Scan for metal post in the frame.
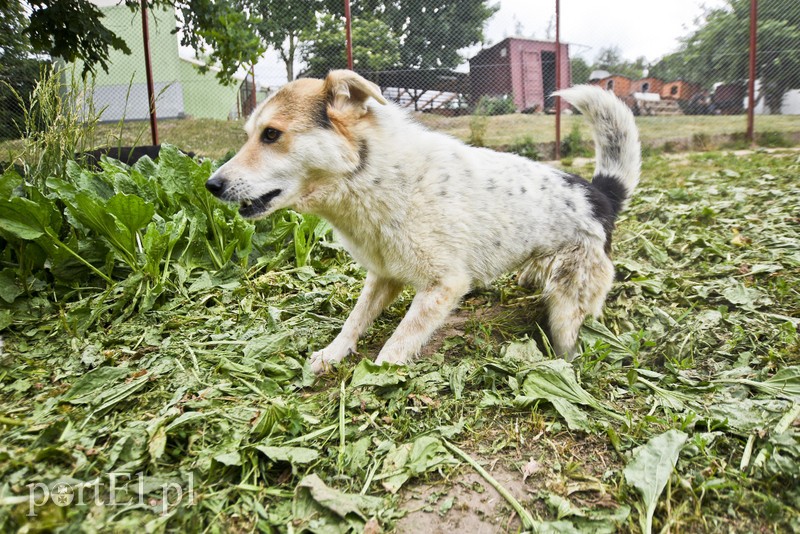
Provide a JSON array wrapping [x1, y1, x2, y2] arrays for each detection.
[[746, 0, 757, 144], [344, 0, 354, 70], [141, 0, 158, 146], [554, 0, 561, 159]]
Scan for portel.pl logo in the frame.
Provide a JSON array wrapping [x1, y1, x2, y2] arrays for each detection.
[[21, 473, 194, 517]]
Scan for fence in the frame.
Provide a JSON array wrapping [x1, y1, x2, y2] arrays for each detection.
[[1, 0, 798, 156]]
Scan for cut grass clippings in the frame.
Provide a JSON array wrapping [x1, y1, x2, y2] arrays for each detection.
[[1, 148, 799, 532]]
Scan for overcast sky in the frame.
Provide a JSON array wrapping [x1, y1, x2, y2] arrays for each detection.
[[246, 0, 729, 86], [485, 0, 728, 61]]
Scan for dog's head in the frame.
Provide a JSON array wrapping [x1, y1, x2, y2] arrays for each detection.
[[205, 70, 386, 219]]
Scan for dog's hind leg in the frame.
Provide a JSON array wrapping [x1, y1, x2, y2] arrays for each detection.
[[541, 246, 614, 359], [310, 272, 402, 374], [375, 274, 471, 366]]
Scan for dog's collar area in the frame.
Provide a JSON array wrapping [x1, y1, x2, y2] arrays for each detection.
[[239, 189, 282, 218]]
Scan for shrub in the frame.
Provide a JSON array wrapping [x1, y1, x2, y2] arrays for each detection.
[[507, 136, 541, 161], [475, 95, 516, 116], [560, 123, 592, 158]]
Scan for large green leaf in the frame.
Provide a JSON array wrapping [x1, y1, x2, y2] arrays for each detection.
[[0, 196, 50, 241], [624, 430, 688, 534], [106, 192, 155, 236]]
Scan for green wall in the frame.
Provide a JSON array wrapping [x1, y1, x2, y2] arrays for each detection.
[[72, 3, 238, 121]]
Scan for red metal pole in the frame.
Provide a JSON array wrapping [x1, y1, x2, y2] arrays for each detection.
[[554, 0, 561, 159], [344, 0, 354, 70], [141, 0, 158, 145], [746, 0, 757, 144]]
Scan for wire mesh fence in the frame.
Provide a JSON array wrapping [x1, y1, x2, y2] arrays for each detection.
[[1, 0, 798, 155]]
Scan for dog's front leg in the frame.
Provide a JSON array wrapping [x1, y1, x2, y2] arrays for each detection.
[[310, 273, 402, 374], [375, 276, 470, 366]]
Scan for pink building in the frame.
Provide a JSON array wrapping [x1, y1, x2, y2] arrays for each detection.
[[469, 37, 571, 112]]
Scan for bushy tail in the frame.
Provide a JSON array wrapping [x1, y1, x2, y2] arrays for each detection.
[[554, 85, 641, 206]]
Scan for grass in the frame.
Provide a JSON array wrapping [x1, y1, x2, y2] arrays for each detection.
[[2, 113, 798, 162], [1, 147, 799, 532]]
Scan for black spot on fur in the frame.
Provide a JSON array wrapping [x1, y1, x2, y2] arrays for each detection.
[[352, 140, 369, 175], [487, 178, 497, 191], [316, 101, 332, 129], [439, 190, 447, 197], [440, 173, 451, 183], [559, 172, 628, 252], [565, 199, 574, 210], [494, 240, 501, 248], [521, 186, 527, 194]]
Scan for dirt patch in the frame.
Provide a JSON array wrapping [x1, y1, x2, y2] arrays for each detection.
[[395, 465, 528, 534]]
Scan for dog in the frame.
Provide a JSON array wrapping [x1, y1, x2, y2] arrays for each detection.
[[205, 70, 640, 374]]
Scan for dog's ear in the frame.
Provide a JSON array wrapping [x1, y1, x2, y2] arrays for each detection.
[[324, 70, 387, 116]]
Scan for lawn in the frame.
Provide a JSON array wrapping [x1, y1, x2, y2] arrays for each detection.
[[0, 140, 799, 531], [2, 112, 798, 161]]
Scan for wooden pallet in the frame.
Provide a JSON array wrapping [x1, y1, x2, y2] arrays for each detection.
[[637, 99, 683, 116]]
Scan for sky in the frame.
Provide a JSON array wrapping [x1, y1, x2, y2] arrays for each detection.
[[240, 0, 730, 86]]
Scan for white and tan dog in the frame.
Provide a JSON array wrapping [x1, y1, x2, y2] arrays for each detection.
[[206, 70, 640, 373]]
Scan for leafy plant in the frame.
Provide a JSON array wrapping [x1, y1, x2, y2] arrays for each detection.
[[506, 135, 541, 161], [624, 430, 688, 534]]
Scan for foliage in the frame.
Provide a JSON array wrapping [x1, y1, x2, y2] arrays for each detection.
[[23, 0, 131, 75], [560, 122, 592, 158], [351, 0, 498, 70], [474, 95, 516, 116], [570, 56, 592, 85], [301, 14, 401, 78], [174, 0, 264, 83], [651, 0, 800, 113], [1, 147, 800, 531], [2, 0, 263, 83], [250, 0, 320, 81], [0, 2, 47, 141], [506, 136, 541, 161], [593, 46, 647, 79], [12, 66, 103, 187]]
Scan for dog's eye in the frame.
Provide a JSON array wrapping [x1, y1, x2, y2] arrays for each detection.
[[261, 128, 282, 144]]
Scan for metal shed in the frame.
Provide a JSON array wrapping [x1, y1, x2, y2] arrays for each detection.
[[468, 38, 571, 112]]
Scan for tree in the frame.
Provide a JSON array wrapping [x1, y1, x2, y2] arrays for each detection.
[[24, 0, 130, 75], [570, 57, 591, 85], [301, 14, 401, 78], [351, 0, 498, 70], [650, 0, 800, 113], [0, 1, 48, 139], [2, 0, 263, 82], [593, 46, 647, 79], [249, 1, 322, 81]]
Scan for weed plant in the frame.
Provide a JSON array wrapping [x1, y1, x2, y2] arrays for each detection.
[[0, 75, 798, 532]]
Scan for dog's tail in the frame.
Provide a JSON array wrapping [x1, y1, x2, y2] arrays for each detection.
[[554, 85, 641, 209]]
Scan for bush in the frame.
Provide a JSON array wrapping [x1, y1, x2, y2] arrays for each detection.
[[560, 123, 592, 158], [475, 95, 516, 116], [507, 136, 541, 161]]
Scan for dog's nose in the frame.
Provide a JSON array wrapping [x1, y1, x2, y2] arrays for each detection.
[[205, 174, 227, 196]]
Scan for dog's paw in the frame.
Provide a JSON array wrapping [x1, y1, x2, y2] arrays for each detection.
[[308, 340, 355, 375], [374, 351, 410, 367]]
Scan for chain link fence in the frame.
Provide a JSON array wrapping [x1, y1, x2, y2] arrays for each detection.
[[1, 1, 798, 155]]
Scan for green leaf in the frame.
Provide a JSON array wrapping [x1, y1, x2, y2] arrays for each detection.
[[255, 445, 319, 465], [378, 436, 456, 494], [350, 359, 408, 388], [106, 193, 155, 236], [293, 474, 382, 531], [62, 366, 131, 404], [0, 269, 23, 303], [623, 429, 688, 534], [517, 359, 625, 424], [0, 196, 49, 240]]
